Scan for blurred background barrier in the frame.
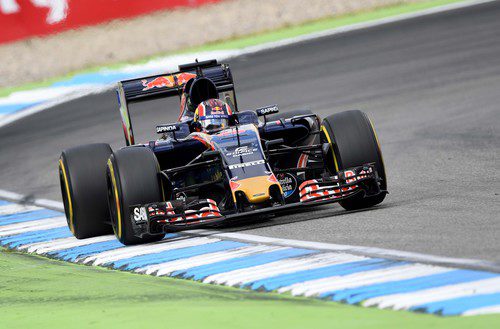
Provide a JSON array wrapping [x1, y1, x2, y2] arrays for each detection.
[[0, 0, 426, 87], [0, 0, 219, 44]]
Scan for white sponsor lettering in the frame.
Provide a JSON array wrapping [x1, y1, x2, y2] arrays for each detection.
[[31, 0, 68, 24], [228, 159, 265, 170], [133, 207, 147, 223], [156, 125, 178, 133], [0, 0, 68, 24], [227, 145, 256, 157], [0, 0, 19, 14], [278, 173, 297, 198], [257, 105, 279, 116]]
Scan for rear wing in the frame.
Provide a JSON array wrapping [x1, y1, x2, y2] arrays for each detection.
[[116, 59, 238, 145]]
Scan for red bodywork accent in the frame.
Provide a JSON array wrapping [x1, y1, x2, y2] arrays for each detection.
[[230, 180, 241, 191], [299, 179, 358, 203]]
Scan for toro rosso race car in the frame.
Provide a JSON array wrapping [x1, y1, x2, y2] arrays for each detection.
[[59, 59, 387, 245]]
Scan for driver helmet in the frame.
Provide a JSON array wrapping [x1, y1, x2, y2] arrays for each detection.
[[194, 99, 233, 132]]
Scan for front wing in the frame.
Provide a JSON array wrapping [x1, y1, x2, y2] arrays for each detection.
[[129, 164, 384, 236]]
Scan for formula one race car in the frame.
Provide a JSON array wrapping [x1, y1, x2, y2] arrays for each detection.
[[59, 59, 387, 245]]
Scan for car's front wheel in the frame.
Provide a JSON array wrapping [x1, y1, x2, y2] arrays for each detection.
[[321, 110, 387, 210]]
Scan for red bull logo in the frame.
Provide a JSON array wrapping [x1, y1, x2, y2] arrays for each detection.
[[176, 72, 196, 84], [141, 73, 196, 91], [142, 76, 175, 91]]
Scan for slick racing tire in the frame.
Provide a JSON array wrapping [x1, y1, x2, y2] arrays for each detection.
[[106, 147, 166, 245], [321, 110, 387, 210], [59, 143, 113, 239]]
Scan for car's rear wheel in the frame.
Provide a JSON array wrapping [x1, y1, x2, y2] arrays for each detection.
[[59, 143, 113, 239], [321, 110, 387, 210], [106, 147, 166, 245]]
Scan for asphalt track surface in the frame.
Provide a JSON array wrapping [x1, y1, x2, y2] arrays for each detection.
[[0, 1, 499, 262]]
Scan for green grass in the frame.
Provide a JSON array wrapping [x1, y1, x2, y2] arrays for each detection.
[[0, 248, 498, 328], [0, 0, 466, 97]]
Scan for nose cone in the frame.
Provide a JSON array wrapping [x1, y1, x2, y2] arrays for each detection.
[[231, 175, 282, 203]]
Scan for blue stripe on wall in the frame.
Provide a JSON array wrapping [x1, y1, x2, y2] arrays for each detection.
[[50, 240, 125, 261], [178, 248, 318, 281], [0, 226, 72, 248], [326, 269, 498, 303], [247, 259, 404, 291], [112, 240, 249, 271], [411, 292, 500, 316]]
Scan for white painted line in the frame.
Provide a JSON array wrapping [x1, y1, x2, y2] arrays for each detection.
[[187, 230, 500, 273], [0, 87, 103, 129], [0, 189, 64, 212], [142, 245, 280, 276], [364, 277, 500, 310], [32, 198, 64, 211], [464, 304, 500, 316], [0, 217, 66, 237], [205, 252, 366, 287], [0, 203, 42, 216], [284, 264, 451, 297], [21, 235, 116, 254], [0, 85, 99, 106], [81, 236, 220, 265]]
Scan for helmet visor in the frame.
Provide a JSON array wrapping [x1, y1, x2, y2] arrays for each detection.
[[200, 117, 228, 132]]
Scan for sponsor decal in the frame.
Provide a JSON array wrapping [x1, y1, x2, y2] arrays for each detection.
[[200, 114, 229, 120], [344, 170, 357, 183], [142, 76, 175, 91], [1, 2, 218, 44], [156, 124, 179, 134], [256, 104, 279, 116], [142, 73, 196, 91], [228, 159, 265, 170], [277, 173, 297, 198], [1, 0, 69, 24], [226, 145, 256, 157], [175, 193, 187, 202], [133, 206, 147, 223], [211, 106, 224, 115]]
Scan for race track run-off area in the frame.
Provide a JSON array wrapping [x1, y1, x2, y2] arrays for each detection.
[[1, 199, 499, 317]]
